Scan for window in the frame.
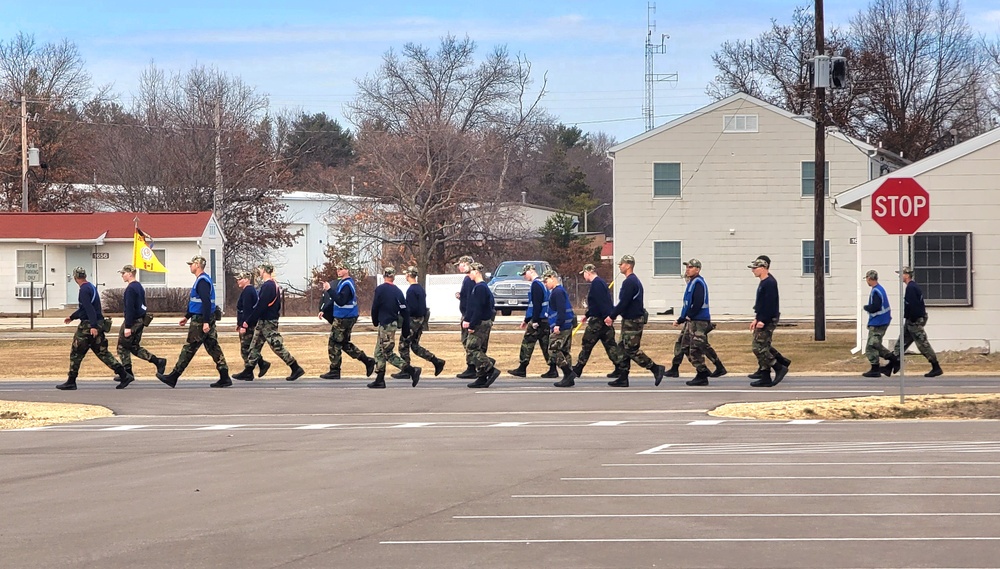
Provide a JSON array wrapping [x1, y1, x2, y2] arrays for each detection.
[[802, 240, 831, 275], [16, 250, 43, 283], [723, 114, 759, 133], [653, 241, 681, 276], [911, 232, 971, 306], [140, 249, 166, 285], [653, 163, 681, 197], [801, 161, 830, 197]]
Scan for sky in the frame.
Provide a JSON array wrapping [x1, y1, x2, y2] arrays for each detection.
[[3, 0, 999, 144]]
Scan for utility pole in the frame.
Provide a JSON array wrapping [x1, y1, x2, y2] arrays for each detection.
[[21, 95, 28, 212], [643, 3, 677, 132], [213, 97, 224, 224], [814, 0, 827, 341]]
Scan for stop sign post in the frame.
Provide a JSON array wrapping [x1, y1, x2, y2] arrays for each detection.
[[871, 178, 930, 234], [871, 177, 930, 402]]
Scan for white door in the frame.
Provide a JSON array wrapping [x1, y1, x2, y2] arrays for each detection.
[[65, 248, 93, 305]]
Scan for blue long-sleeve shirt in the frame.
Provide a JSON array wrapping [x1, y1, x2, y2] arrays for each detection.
[[237, 285, 258, 327], [458, 276, 475, 317], [372, 282, 410, 335], [904, 280, 927, 321], [610, 273, 644, 320], [70, 281, 103, 325], [465, 281, 495, 329], [406, 283, 428, 318], [122, 281, 146, 327], [248, 279, 281, 326], [585, 276, 613, 319], [753, 275, 780, 324]]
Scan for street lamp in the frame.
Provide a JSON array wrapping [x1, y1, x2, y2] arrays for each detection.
[[583, 202, 611, 233]]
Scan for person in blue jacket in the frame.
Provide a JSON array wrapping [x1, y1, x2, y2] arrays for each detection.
[[862, 269, 899, 378], [543, 270, 578, 388]]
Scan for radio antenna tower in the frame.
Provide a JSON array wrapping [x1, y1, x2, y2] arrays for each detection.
[[644, 2, 678, 131]]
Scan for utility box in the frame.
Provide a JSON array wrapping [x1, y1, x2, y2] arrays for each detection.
[[811, 55, 831, 89], [28, 147, 40, 167]]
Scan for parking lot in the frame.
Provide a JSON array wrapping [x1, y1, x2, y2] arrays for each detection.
[[2, 375, 999, 568]]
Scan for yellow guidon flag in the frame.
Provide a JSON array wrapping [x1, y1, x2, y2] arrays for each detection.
[[133, 227, 167, 273]]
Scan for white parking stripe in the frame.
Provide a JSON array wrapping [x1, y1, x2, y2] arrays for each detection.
[[562, 475, 1000, 481], [382, 537, 1000, 544], [512, 492, 1000, 498], [455, 512, 1000, 519], [100, 425, 148, 431], [294, 424, 340, 429], [196, 425, 244, 430], [589, 421, 627, 426], [489, 422, 530, 427], [391, 422, 434, 428], [687, 420, 725, 425], [604, 461, 1000, 467]]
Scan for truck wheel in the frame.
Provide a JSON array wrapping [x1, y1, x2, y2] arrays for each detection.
[[500, 309, 512, 316]]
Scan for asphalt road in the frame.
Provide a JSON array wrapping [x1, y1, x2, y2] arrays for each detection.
[[2, 374, 999, 568]]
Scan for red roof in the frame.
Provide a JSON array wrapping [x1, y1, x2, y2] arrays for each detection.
[[0, 211, 215, 240], [601, 240, 614, 259]]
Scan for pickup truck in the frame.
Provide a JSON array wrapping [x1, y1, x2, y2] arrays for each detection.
[[486, 260, 554, 316]]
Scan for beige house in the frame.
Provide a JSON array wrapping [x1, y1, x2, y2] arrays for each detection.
[[834, 127, 1000, 353], [608, 93, 901, 319]]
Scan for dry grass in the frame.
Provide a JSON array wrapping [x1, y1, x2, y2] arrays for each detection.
[[0, 400, 112, 430], [712, 393, 1000, 420]]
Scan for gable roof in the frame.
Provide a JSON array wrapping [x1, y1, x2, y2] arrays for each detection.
[[834, 126, 1000, 208], [608, 92, 876, 155], [0, 211, 217, 241]]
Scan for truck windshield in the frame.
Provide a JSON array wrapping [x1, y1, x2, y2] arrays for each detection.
[[493, 263, 525, 278]]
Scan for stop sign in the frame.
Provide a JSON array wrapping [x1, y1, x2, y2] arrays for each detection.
[[871, 178, 930, 235]]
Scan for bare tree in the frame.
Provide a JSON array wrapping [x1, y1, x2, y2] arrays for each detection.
[[345, 35, 548, 283]]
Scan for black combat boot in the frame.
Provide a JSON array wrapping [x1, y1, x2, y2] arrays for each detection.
[[56, 373, 78, 391], [363, 356, 376, 377], [880, 360, 895, 377], [257, 359, 271, 378], [320, 368, 340, 380], [391, 369, 411, 380], [750, 370, 773, 387], [748, 368, 767, 380], [925, 361, 943, 377], [665, 354, 683, 378], [772, 350, 792, 368], [540, 364, 559, 379], [571, 362, 584, 377], [686, 367, 710, 386], [433, 358, 446, 377], [232, 366, 255, 381], [210, 368, 232, 388], [115, 364, 135, 389], [651, 364, 666, 387], [285, 362, 305, 382], [154, 357, 167, 376], [862, 364, 881, 378], [710, 362, 728, 378], [456, 364, 477, 379], [890, 354, 901, 374], [771, 362, 789, 386], [507, 362, 528, 377], [406, 365, 422, 387], [554, 366, 576, 388], [367, 371, 386, 389], [608, 369, 629, 388], [606, 367, 621, 378], [156, 370, 179, 388]]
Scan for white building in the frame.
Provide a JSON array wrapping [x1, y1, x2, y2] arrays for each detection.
[[0, 211, 224, 314], [608, 93, 902, 319], [834, 127, 1000, 353]]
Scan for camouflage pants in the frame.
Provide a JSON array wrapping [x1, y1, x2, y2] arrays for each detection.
[[865, 324, 894, 365], [239, 328, 254, 366], [116, 321, 158, 369], [576, 318, 624, 369], [461, 325, 472, 366], [547, 327, 574, 368], [247, 319, 296, 367], [681, 320, 714, 371], [328, 317, 369, 370], [894, 315, 938, 363], [173, 317, 228, 374], [68, 321, 120, 376], [619, 316, 655, 370], [752, 321, 778, 369], [518, 321, 551, 365], [400, 316, 438, 365], [374, 323, 408, 373], [672, 322, 721, 366], [464, 321, 494, 375]]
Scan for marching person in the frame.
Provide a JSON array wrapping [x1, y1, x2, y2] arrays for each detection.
[[572, 263, 625, 378], [672, 259, 724, 386], [394, 266, 445, 378], [57, 267, 133, 390], [508, 264, 557, 379], [319, 264, 376, 380], [749, 257, 789, 387], [236, 270, 270, 379], [454, 255, 478, 379], [894, 267, 943, 377], [747, 255, 791, 379], [156, 255, 231, 388], [862, 269, 899, 378], [604, 255, 665, 388], [368, 267, 421, 389], [666, 262, 726, 382], [115, 264, 166, 385], [232, 262, 305, 382], [543, 270, 578, 388], [463, 262, 501, 388]]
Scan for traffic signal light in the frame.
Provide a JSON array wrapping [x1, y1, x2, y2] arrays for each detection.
[[831, 57, 848, 89]]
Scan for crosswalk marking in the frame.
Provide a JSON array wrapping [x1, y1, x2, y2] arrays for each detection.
[[638, 441, 1000, 455], [294, 424, 340, 430], [589, 421, 627, 426]]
